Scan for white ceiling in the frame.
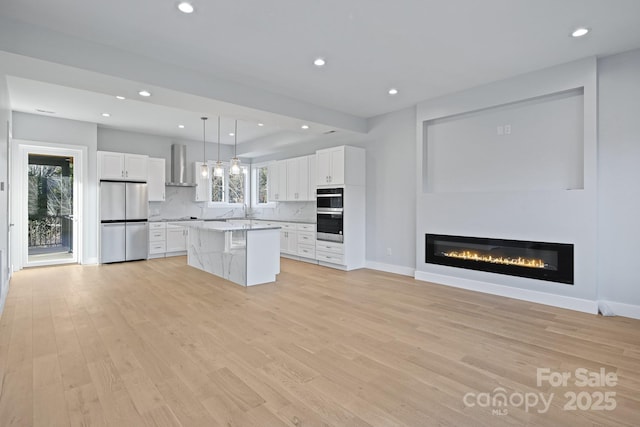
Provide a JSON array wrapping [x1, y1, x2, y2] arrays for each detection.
[[2, 0, 640, 148]]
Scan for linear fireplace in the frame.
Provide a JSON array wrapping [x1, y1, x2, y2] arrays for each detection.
[[425, 234, 574, 284]]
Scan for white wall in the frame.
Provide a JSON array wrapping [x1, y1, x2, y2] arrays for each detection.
[[415, 58, 598, 313], [0, 76, 11, 314], [425, 90, 584, 193], [97, 127, 235, 184], [597, 48, 640, 314], [250, 106, 417, 274], [363, 108, 416, 273], [12, 112, 99, 264], [98, 127, 252, 220]]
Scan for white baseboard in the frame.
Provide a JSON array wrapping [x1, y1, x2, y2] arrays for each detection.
[[0, 277, 9, 317], [83, 257, 99, 265], [597, 300, 640, 320], [414, 271, 598, 315], [365, 260, 415, 277]]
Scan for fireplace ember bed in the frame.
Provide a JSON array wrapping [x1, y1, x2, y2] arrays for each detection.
[[425, 234, 574, 284]]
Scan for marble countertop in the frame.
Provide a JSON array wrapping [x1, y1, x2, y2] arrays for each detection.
[[150, 217, 315, 224], [186, 222, 282, 232], [149, 218, 223, 222], [250, 218, 316, 224]]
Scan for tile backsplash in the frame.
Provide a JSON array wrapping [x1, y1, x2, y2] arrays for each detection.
[[252, 201, 315, 222], [149, 187, 315, 222]]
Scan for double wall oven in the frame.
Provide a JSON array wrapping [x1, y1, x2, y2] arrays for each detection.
[[316, 188, 343, 243]]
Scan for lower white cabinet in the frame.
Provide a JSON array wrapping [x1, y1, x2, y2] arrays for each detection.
[[243, 219, 318, 262], [149, 222, 167, 257], [316, 240, 344, 265], [166, 225, 188, 252], [148, 221, 199, 258]]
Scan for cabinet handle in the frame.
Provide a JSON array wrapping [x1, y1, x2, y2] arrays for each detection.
[[126, 171, 128, 178], [121, 170, 124, 177]]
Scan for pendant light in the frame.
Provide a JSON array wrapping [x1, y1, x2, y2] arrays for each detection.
[[200, 117, 208, 177], [230, 120, 241, 175], [213, 116, 224, 177]]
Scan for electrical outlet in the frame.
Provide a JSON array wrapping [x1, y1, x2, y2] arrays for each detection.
[[386, 247, 392, 256]]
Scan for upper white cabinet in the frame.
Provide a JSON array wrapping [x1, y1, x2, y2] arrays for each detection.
[[269, 155, 316, 202], [194, 161, 209, 202], [147, 157, 166, 201], [268, 161, 287, 202], [125, 154, 149, 181], [98, 151, 148, 181], [98, 151, 125, 180], [316, 146, 365, 187], [286, 156, 313, 201]]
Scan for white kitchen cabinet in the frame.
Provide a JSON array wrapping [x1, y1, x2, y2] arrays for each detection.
[[148, 222, 167, 257], [98, 151, 149, 181], [316, 146, 365, 187], [148, 157, 166, 201], [307, 154, 316, 200], [279, 222, 298, 255], [125, 154, 149, 181], [98, 151, 125, 180], [316, 240, 345, 265], [296, 223, 316, 259], [194, 161, 209, 202], [268, 161, 287, 201], [166, 224, 188, 253], [149, 221, 200, 257], [286, 158, 300, 201], [286, 156, 314, 201]]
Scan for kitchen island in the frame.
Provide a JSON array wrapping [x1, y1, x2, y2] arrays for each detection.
[[186, 222, 281, 286]]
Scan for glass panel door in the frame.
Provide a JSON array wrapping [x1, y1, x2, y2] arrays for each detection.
[[27, 153, 76, 264]]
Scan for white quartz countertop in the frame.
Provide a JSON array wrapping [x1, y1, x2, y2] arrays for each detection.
[[186, 222, 282, 232]]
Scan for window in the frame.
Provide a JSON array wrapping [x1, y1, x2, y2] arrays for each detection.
[[208, 165, 248, 205], [211, 174, 225, 203], [228, 167, 247, 204], [251, 163, 272, 206], [256, 165, 268, 204]]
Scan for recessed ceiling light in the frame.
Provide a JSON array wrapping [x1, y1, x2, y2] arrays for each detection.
[[102, 113, 111, 117], [301, 124, 309, 130], [313, 58, 326, 67], [571, 27, 590, 37], [229, 132, 235, 136], [388, 88, 398, 95], [177, 2, 194, 14], [257, 123, 264, 127], [116, 95, 125, 100], [138, 90, 151, 97], [178, 124, 185, 129]]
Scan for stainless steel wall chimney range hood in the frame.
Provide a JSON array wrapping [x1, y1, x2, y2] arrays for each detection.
[[166, 144, 197, 187]]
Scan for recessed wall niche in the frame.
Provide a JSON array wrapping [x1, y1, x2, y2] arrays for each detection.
[[422, 88, 584, 193]]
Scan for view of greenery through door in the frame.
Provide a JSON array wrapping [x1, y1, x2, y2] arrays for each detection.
[[28, 154, 74, 263]]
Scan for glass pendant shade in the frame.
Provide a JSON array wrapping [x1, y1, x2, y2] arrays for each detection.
[[229, 119, 240, 175], [230, 157, 241, 175], [213, 161, 224, 177], [200, 116, 208, 178]]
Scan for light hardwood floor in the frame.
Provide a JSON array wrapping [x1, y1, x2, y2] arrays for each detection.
[[1, 257, 639, 426]]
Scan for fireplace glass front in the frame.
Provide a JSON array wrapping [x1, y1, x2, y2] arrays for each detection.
[[425, 234, 574, 284]]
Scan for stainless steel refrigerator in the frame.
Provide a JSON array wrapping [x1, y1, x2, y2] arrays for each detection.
[[100, 181, 148, 263]]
